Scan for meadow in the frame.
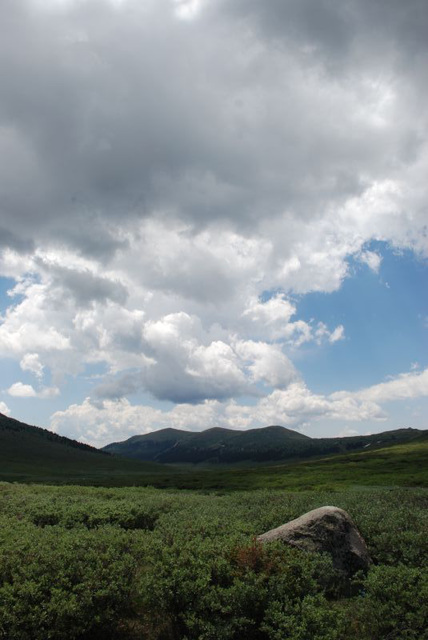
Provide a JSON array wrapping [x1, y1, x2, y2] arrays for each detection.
[[2, 432, 427, 491], [1, 482, 427, 640]]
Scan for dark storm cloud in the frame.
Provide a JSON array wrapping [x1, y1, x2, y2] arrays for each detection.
[[215, 0, 428, 63], [1, 0, 426, 262], [1, 0, 244, 240], [0, 227, 34, 253], [214, 0, 355, 61]]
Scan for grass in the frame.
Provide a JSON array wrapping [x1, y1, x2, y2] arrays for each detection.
[[2, 412, 426, 490], [135, 438, 428, 491]]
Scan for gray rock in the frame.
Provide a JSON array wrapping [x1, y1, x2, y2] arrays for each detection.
[[257, 506, 371, 577]]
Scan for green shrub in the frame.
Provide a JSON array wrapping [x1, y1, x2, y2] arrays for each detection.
[[0, 522, 135, 640], [0, 483, 427, 640], [346, 565, 428, 640]]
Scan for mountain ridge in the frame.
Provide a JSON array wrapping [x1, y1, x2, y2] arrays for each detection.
[[102, 424, 424, 465], [1, 411, 426, 487]]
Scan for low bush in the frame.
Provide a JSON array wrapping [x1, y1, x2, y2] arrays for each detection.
[[0, 484, 426, 639]]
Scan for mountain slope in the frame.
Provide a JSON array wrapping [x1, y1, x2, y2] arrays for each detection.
[[0, 411, 105, 455], [102, 425, 309, 463], [139, 435, 428, 491], [102, 424, 424, 464], [105, 427, 196, 462], [0, 412, 167, 483], [1, 412, 426, 489]]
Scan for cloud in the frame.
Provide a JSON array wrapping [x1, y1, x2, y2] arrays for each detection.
[[92, 317, 298, 404], [241, 295, 311, 343], [7, 382, 37, 397], [20, 353, 44, 378], [314, 322, 345, 345], [241, 295, 344, 346], [0, 0, 427, 433], [0, 401, 11, 416], [235, 340, 297, 388], [359, 250, 382, 273], [353, 368, 428, 404], [253, 383, 385, 426], [0, 0, 427, 258], [328, 325, 345, 344], [6, 381, 60, 399], [337, 427, 360, 438], [38, 386, 61, 399], [50, 396, 224, 447], [243, 295, 296, 328], [138, 312, 249, 402], [0, 281, 71, 359], [35, 259, 129, 307], [173, 0, 204, 20], [218, 0, 428, 74]]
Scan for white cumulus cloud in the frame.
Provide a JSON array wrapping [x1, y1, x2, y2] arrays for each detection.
[[7, 382, 37, 398], [0, 401, 11, 416], [6, 381, 59, 399]]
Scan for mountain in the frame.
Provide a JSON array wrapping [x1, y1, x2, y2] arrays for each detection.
[[102, 424, 425, 464], [0, 412, 166, 483], [103, 425, 310, 463], [1, 412, 426, 488]]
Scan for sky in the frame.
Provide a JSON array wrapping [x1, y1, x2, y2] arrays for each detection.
[[0, 0, 427, 447]]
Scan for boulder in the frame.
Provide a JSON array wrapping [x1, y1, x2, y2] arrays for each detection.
[[257, 506, 371, 577]]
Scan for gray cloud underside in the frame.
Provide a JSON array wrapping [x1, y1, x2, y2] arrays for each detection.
[[0, 0, 427, 251], [0, 0, 427, 424]]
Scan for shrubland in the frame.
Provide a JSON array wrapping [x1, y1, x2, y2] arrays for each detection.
[[0, 483, 427, 640]]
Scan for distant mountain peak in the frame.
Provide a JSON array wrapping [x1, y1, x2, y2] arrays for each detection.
[[102, 423, 425, 465]]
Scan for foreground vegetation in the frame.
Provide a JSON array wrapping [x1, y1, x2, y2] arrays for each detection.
[[1, 483, 427, 640]]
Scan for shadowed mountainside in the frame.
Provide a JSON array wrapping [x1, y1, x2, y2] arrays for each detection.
[[1, 412, 426, 489], [0, 412, 168, 483], [102, 424, 424, 465]]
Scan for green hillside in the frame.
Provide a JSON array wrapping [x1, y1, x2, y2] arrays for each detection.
[[105, 427, 196, 462], [103, 424, 311, 463], [130, 435, 428, 491], [0, 412, 170, 484], [1, 412, 426, 490], [102, 424, 424, 465]]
